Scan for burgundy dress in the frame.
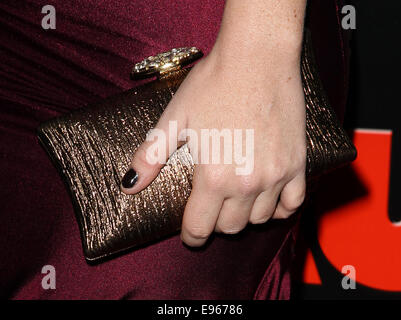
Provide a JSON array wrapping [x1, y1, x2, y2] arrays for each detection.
[[0, 0, 348, 299]]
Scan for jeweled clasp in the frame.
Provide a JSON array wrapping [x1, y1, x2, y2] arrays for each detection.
[[131, 47, 203, 80]]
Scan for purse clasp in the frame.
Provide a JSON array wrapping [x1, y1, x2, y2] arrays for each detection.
[[131, 47, 203, 80]]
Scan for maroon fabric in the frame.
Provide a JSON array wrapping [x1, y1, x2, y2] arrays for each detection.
[[0, 0, 347, 299]]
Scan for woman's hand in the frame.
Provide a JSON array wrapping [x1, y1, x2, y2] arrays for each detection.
[[121, 0, 307, 247]]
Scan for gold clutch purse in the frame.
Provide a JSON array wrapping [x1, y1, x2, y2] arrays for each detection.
[[37, 32, 356, 262]]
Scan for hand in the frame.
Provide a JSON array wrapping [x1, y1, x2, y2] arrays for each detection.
[[121, 49, 306, 247], [121, 0, 307, 247]]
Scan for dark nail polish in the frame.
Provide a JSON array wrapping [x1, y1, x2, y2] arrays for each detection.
[[121, 168, 138, 188]]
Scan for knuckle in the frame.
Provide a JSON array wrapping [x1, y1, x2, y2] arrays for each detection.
[[273, 206, 294, 219], [249, 214, 271, 225], [274, 210, 292, 219], [297, 147, 307, 165], [217, 215, 247, 234], [218, 224, 243, 234], [285, 202, 301, 213], [202, 167, 226, 190], [285, 189, 306, 211], [134, 145, 158, 168], [237, 174, 260, 197], [265, 162, 287, 185], [133, 146, 147, 164], [184, 225, 210, 240], [292, 153, 307, 176], [283, 209, 295, 218]]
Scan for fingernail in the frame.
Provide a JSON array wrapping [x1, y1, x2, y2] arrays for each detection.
[[121, 168, 138, 189]]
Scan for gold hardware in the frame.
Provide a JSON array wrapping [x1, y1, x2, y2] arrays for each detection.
[[131, 47, 203, 80]]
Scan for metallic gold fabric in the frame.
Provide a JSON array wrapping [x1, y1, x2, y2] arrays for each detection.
[[37, 32, 356, 262]]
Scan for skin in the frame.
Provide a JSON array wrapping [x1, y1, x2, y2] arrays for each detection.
[[122, 0, 307, 247]]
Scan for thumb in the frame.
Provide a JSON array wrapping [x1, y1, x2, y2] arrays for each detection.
[[121, 108, 186, 195]]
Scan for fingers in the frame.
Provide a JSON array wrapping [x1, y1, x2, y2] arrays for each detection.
[[180, 172, 225, 247], [121, 106, 186, 195], [272, 174, 306, 219], [215, 196, 255, 234], [249, 188, 280, 224], [180, 167, 305, 247], [249, 173, 306, 223]]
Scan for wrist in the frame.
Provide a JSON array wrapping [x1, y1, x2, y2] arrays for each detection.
[[209, 0, 306, 75], [206, 36, 302, 81]]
